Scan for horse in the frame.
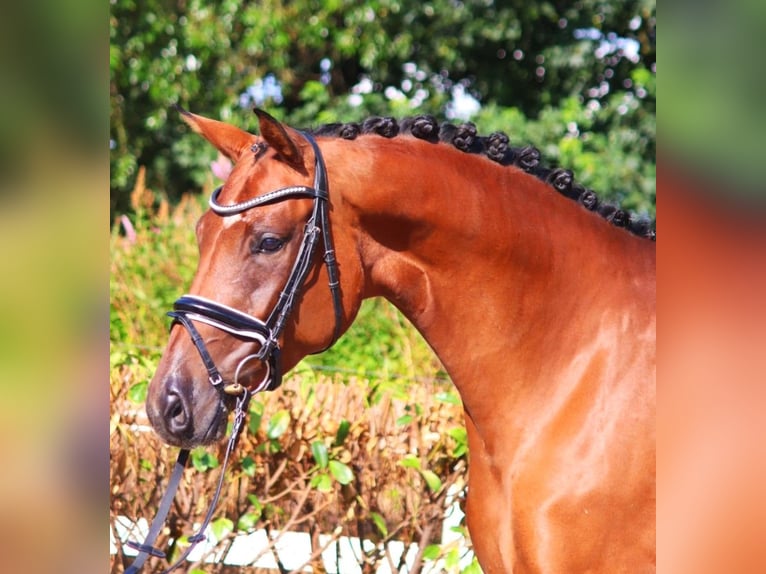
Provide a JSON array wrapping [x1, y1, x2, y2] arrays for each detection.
[[145, 108, 656, 573]]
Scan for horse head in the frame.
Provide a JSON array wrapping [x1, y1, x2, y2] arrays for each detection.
[[146, 109, 361, 448]]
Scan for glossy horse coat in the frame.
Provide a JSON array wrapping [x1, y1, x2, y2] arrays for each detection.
[[146, 110, 656, 572]]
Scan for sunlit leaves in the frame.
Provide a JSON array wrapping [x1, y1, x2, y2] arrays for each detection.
[[399, 454, 443, 493], [420, 469, 443, 493], [190, 447, 219, 472], [111, 0, 654, 218], [329, 460, 354, 485], [127, 381, 147, 403], [370, 511, 388, 537], [334, 419, 351, 446], [241, 455, 256, 477], [266, 409, 290, 439], [311, 441, 329, 469], [310, 472, 333, 493], [210, 517, 233, 541]]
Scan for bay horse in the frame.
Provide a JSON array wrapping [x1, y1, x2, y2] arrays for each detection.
[[146, 108, 656, 572]]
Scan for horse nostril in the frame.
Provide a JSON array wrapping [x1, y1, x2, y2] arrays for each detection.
[[166, 395, 183, 419], [163, 390, 191, 435]]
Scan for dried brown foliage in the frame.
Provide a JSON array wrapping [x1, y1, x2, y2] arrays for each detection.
[[110, 369, 471, 573]]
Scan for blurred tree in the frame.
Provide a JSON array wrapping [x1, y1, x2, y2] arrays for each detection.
[[110, 0, 655, 216]]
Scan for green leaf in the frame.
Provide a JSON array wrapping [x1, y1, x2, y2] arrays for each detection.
[[447, 427, 467, 442], [452, 443, 468, 458], [370, 512, 388, 537], [127, 381, 148, 403], [310, 472, 333, 492], [210, 517, 233, 541], [247, 494, 263, 515], [248, 401, 264, 435], [396, 414, 413, 426], [241, 456, 256, 477], [398, 454, 421, 469], [334, 419, 351, 446], [190, 448, 219, 472], [422, 544, 441, 560], [311, 441, 329, 469], [445, 547, 460, 568], [329, 460, 354, 485], [420, 469, 442, 493], [448, 426, 468, 457], [462, 557, 483, 574], [435, 390, 461, 405], [266, 409, 290, 439], [237, 511, 260, 531]]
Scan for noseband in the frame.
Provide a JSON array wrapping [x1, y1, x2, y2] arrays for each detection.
[[168, 132, 343, 397]]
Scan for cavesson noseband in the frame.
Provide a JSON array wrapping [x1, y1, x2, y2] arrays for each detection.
[[168, 131, 343, 397]]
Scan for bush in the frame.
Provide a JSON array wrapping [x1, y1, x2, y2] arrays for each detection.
[[110, 182, 474, 573], [110, 0, 655, 219]]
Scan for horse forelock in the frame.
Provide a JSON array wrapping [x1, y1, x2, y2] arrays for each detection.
[[309, 116, 655, 240]]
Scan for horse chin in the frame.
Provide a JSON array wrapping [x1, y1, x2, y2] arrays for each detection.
[[197, 405, 230, 446]]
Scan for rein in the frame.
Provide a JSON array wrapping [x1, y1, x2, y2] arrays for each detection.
[[124, 132, 342, 572], [125, 392, 250, 574]]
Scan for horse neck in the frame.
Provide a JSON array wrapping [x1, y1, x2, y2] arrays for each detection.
[[326, 135, 655, 400]]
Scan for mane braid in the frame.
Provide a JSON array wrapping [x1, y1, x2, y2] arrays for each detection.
[[307, 115, 656, 240]]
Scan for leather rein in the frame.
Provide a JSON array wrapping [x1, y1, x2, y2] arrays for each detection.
[[125, 131, 342, 572]]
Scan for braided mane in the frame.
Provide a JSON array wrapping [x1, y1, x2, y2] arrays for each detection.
[[310, 115, 655, 240]]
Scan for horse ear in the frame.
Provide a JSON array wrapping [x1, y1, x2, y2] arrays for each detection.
[[254, 108, 306, 173], [176, 105, 253, 161]]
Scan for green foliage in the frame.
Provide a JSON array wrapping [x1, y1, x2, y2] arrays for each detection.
[[248, 400, 264, 435], [311, 440, 330, 469], [309, 420, 358, 490], [370, 511, 388, 537], [110, 0, 655, 218], [191, 447, 219, 472], [127, 381, 147, 404], [312, 297, 443, 379], [328, 460, 354, 485], [399, 453, 443, 493], [210, 516, 234, 541], [334, 419, 351, 446], [266, 409, 291, 439], [463, 557, 484, 574], [474, 92, 655, 216]]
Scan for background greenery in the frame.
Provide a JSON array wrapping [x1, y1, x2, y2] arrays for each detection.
[[110, 2, 655, 571], [110, 0, 656, 218]]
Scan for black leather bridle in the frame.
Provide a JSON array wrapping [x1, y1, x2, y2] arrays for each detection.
[[124, 131, 343, 573], [168, 131, 343, 398]]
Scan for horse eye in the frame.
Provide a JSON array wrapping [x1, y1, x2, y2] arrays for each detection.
[[254, 236, 284, 254]]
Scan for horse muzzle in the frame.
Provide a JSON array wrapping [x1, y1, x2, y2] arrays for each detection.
[[146, 370, 231, 447], [145, 295, 284, 448]]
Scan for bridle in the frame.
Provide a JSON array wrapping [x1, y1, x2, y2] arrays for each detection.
[[169, 130, 343, 398], [125, 131, 342, 572]]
